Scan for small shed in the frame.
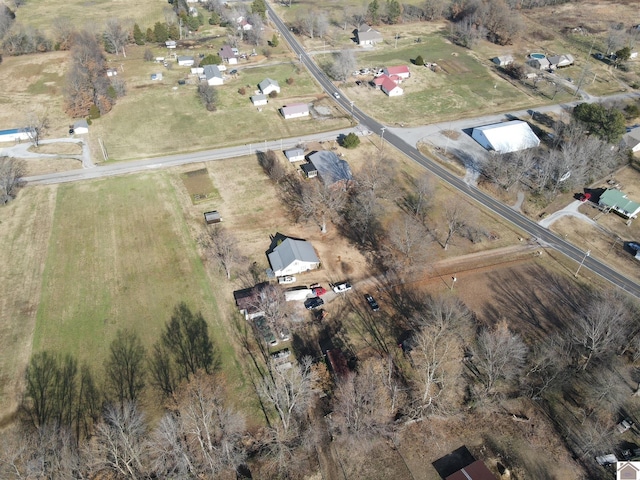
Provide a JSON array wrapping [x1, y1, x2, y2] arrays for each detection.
[[151, 72, 163, 81], [491, 55, 514, 66], [284, 148, 305, 162], [166, 40, 177, 49], [250, 94, 268, 106], [204, 210, 222, 224], [301, 162, 318, 178], [178, 56, 195, 67], [73, 119, 89, 135], [281, 103, 310, 119], [258, 78, 280, 95], [383, 65, 410, 79]]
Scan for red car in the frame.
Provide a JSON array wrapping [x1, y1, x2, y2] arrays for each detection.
[[580, 192, 591, 202], [312, 286, 327, 296]]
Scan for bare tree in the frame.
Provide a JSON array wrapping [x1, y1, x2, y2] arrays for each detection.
[[51, 16, 75, 50], [442, 201, 466, 250], [483, 148, 536, 191], [103, 18, 129, 56], [473, 320, 527, 393], [300, 179, 347, 233], [257, 356, 316, 439], [0, 5, 16, 41], [254, 284, 287, 331], [197, 83, 218, 111], [331, 358, 396, 442], [24, 110, 49, 147], [422, 0, 448, 20], [405, 172, 434, 221], [0, 156, 26, 204], [200, 226, 243, 280], [387, 213, 429, 263], [297, 11, 315, 39], [569, 291, 629, 370], [343, 187, 381, 245], [257, 150, 286, 183], [316, 13, 329, 39], [91, 403, 149, 479], [328, 50, 356, 81], [522, 334, 570, 399]]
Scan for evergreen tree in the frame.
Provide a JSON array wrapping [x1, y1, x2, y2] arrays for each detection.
[[133, 23, 145, 45], [386, 0, 402, 24], [367, 0, 380, 24], [251, 0, 267, 19], [154, 22, 169, 42]]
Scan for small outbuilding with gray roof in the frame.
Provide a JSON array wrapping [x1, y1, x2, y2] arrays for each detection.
[[259, 78, 280, 95]]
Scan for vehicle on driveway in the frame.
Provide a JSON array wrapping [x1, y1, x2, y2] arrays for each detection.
[[312, 286, 327, 296], [332, 281, 352, 293], [579, 192, 591, 202], [364, 294, 379, 311], [305, 297, 324, 310], [278, 276, 296, 284], [628, 242, 640, 252]]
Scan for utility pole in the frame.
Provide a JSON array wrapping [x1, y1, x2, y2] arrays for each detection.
[[380, 126, 386, 151], [450, 276, 457, 292], [575, 38, 595, 97], [394, 33, 399, 49]]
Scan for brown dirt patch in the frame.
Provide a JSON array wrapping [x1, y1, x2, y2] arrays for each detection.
[[438, 59, 471, 75], [180, 168, 219, 204]]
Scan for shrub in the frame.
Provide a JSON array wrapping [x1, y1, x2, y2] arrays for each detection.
[[269, 91, 278, 98], [286, 77, 294, 85], [88, 104, 101, 120], [342, 132, 360, 149], [624, 103, 640, 119], [238, 87, 246, 95], [414, 55, 424, 66], [143, 48, 154, 62]]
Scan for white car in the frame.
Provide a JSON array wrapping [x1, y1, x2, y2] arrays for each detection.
[[332, 281, 352, 293], [333, 91, 340, 99], [278, 276, 296, 284]]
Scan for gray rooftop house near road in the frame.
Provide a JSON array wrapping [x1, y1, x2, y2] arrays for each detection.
[[268, 238, 320, 277], [308, 150, 353, 187], [258, 78, 280, 95], [355, 24, 382, 46]]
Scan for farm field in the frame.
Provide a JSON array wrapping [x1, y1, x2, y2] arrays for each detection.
[[30, 172, 248, 410]]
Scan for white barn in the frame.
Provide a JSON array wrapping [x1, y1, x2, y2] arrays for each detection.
[[268, 238, 320, 277], [471, 120, 540, 153], [250, 94, 268, 106], [73, 120, 89, 135]]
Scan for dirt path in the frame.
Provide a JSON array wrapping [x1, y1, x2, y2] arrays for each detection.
[[310, 401, 345, 480]]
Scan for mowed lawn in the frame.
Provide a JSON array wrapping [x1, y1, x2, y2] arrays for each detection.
[[91, 57, 350, 161], [345, 35, 533, 125], [32, 173, 244, 390]]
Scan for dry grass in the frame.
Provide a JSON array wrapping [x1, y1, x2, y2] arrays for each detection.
[[29, 142, 82, 155], [180, 168, 219, 204], [0, 185, 57, 425], [23, 158, 83, 176]]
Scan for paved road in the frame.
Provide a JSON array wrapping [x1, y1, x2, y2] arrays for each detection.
[[267, 3, 640, 298]]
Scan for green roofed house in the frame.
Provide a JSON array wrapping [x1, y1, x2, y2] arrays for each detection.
[[598, 189, 640, 219]]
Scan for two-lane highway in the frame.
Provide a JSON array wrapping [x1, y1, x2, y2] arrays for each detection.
[[267, 2, 640, 298]]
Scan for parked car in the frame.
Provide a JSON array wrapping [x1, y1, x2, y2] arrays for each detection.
[[312, 286, 327, 296], [628, 242, 640, 252], [230, 69, 238, 75], [278, 276, 296, 284], [364, 294, 379, 311], [332, 281, 352, 293], [305, 297, 324, 310], [579, 192, 591, 202], [595, 52, 605, 60], [617, 418, 634, 434]]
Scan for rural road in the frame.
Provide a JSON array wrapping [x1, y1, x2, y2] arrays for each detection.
[[265, 3, 640, 299], [19, 7, 640, 298]]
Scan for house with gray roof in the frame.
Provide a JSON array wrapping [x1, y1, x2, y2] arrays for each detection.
[[251, 94, 268, 106], [308, 150, 353, 187], [548, 53, 574, 68], [623, 127, 640, 153], [284, 148, 305, 162], [491, 55, 514, 66], [355, 24, 382, 46], [203, 65, 223, 86], [178, 55, 195, 67], [267, 238, 320, 277], [259, 78, 280, 95]]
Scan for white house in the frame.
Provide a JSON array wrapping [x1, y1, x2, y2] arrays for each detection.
[[380, 76, 403, 96], [259, 78, 280, 95], [284, 148, 305, 162], [268, 238, 320, 277], [165, 40, 176, 49], [251, 94, 268, 106], [203, 65, 223, 86], [177, 56, 195, 67], [73, 119, 89, 135], [383, 65, 410, 79], [191, 67, 204, 75], [355, 24, 382, 46], [471, 120, 540, 153], [219, 45, 238, 64], [526, 57, 550, 70], [281, 103, 309, 119], [548, 53, 574, 68]]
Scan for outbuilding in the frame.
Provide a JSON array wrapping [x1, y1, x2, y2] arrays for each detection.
[[623, 127, 640, 152], [471, 120, 540, 153], [73, 119, 89, 135], [258, 78, 280, 95], [284, 148, 305, 162], [178, 56, 195, 67], [281, 103, 310, 119], [491, 55, 514, 66], [380, 76, 403, 96], [383, 65, 410, 79], [203, 210, 222, 224], [301, 162, 318, 178], [250, 94, 268, 106], [526, 57, 550, 70], [355, 24, 382, 46], [548, 53, 574, 68], [0, 128, 31, 142]]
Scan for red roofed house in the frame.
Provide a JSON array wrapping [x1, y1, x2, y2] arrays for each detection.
[[381, 75, 403, 96], [383, 65, 410, 79]]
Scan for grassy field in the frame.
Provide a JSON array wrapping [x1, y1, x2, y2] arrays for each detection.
[[342, 35, 535, 125], [89, 47, 350, 160], [17, 0, 166, 35], [31, 173, 247, 405]]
